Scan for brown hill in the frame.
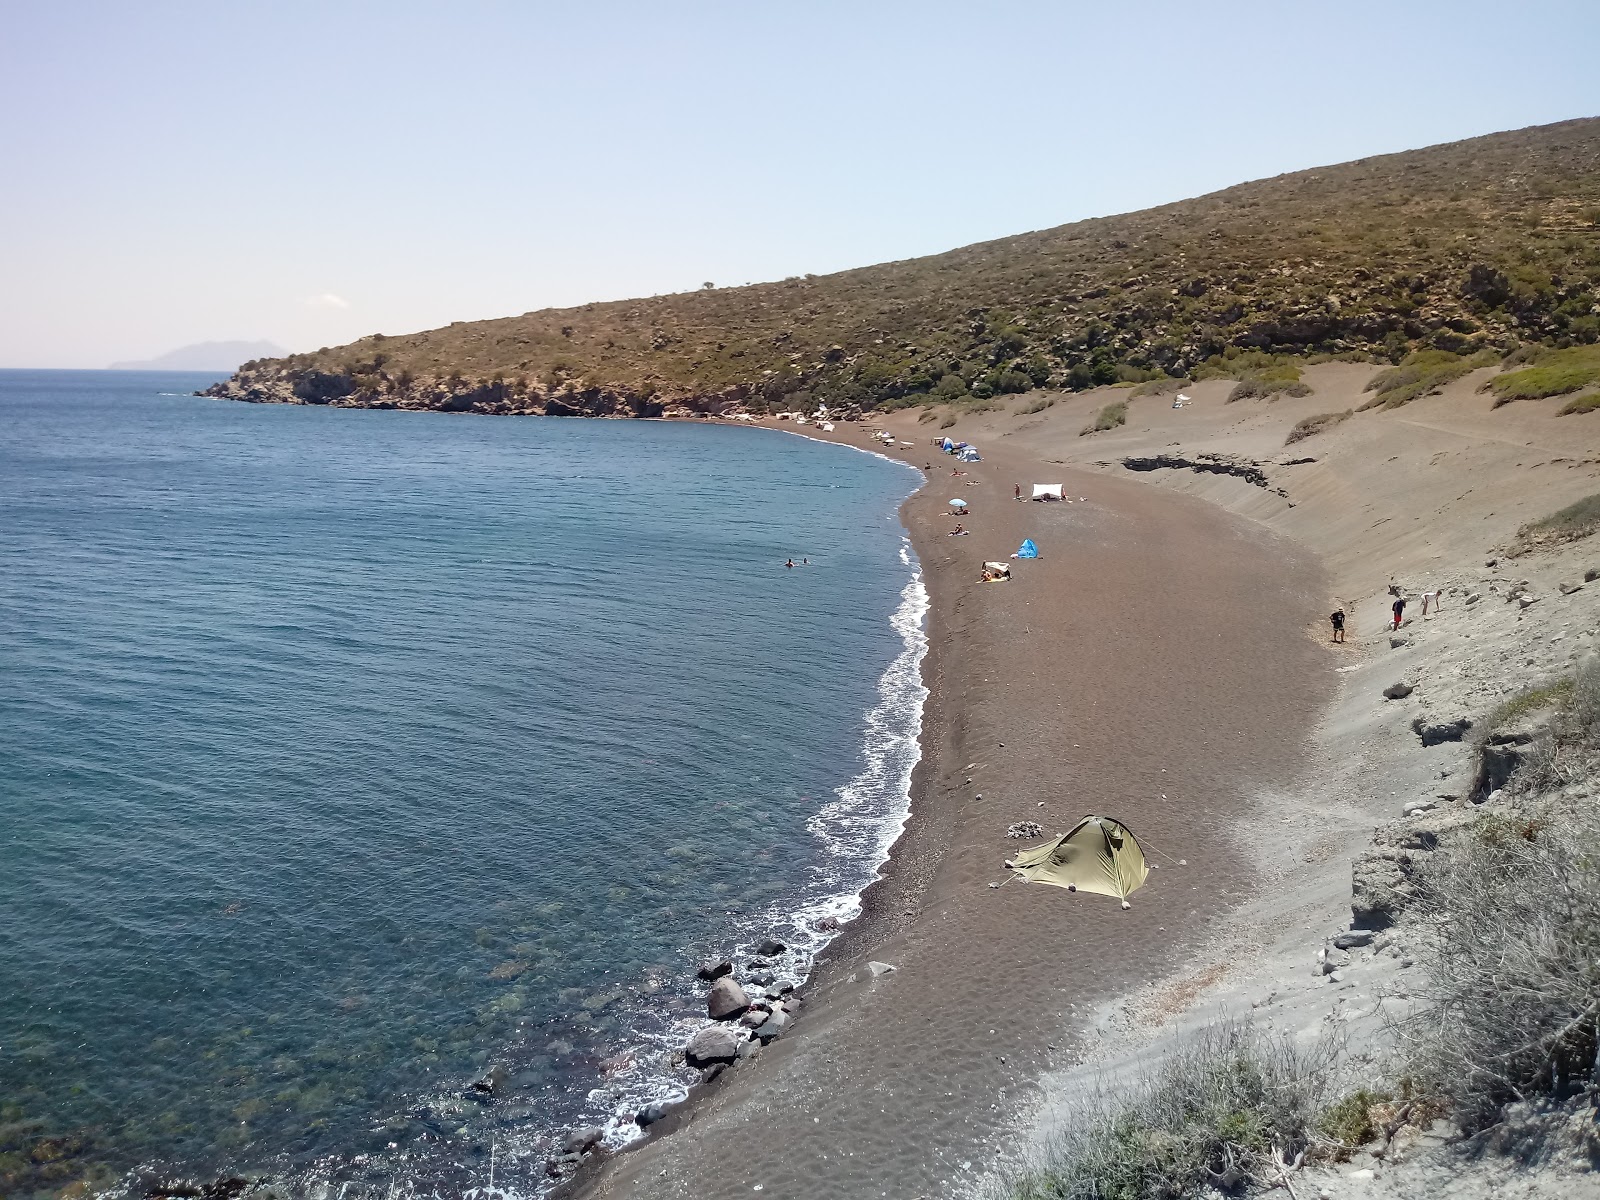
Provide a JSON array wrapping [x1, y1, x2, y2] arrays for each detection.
[[206, 118, 1600, 419]]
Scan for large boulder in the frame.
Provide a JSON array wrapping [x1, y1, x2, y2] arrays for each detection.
[[755, 938, 787, 957], [1383, 681, 1415, 700], [706, 977, 750, 1021], [685, 1025, 742, 1068], [696, 959, 733, 982]]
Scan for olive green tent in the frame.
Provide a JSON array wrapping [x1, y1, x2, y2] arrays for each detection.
[[1004, 816, 1150, 908]]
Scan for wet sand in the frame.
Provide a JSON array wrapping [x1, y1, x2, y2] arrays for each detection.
[[579, 416, 1331, 1200]]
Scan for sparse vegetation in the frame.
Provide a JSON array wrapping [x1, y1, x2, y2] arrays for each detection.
[[1196, 351, 1311, 401], [997, 1023, 1338, 1200], [1401, 788, 1600, 1127], [1131, 377, 1191, 398], [1359, 348, 1500, 409], [212, 120, 1600, 417], [1512, 491, 1600, 553], [1488, 344, 1600, 406], [1019, 395, 1056, 414], [1081, 400, 1127, 435], [1561, 392, 1600, 415], [1285, 409, 1352, 445]]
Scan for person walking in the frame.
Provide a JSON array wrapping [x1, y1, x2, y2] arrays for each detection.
[[1331, 608, 1346, 643], [1391, 595, 1407, 630]]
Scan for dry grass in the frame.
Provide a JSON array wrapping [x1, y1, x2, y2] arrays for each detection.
[[996, 1023, 1345, 1200], [1510, 492, 1600, 555], [1399, 794, 1600, 1126], [1285, 409, 1352, 445]]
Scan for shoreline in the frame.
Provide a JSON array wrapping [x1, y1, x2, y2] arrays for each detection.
[[573, 412, 1333, 1200]]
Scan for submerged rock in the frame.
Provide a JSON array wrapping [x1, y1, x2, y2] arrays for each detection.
[[696, 959, 733, 982], [755, 938, 787, 957]]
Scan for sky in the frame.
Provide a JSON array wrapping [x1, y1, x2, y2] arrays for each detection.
[[2, 1, 1597, 368]]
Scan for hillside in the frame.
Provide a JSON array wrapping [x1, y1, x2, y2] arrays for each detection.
[[205, 118, 1600, 419]]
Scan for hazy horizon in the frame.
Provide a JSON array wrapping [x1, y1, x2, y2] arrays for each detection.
[[4, 0, 1597, 369]]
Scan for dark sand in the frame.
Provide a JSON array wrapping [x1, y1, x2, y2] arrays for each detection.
[[578, 416, 1331, 1200]]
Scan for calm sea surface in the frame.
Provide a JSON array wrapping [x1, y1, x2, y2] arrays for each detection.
[[0, 370, 925, 1197]]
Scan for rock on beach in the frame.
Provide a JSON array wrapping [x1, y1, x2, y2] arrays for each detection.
[[685, 1025, 742, 1068], [706, 976, 751, 1020]]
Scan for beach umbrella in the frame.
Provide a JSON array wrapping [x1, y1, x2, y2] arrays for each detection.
[[948, 498, 969, 510], [1004, 816, 1150, 908]]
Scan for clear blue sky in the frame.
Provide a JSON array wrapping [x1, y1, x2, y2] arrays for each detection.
[[3, 0, 1597, 368]]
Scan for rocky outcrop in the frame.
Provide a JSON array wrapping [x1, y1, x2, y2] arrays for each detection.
[[200, 361, 748, 422], [1122, 452, 1273, 490]]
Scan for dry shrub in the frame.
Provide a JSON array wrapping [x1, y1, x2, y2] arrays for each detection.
[[998, 1023, 1338, 1199], [1285, 409, 1352, 445], [1399, 791, 1600, 1127]]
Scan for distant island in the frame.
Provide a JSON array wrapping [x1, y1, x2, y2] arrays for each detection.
[[110, 340, 288, 372]]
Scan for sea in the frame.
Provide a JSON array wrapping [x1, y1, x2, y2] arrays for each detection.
[[0, 370, 927, 1198]]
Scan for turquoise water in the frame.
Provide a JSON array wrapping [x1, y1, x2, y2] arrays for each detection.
[[0, 371, 925, 1197]]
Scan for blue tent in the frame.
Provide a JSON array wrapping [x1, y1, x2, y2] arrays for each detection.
[[1013, 539, 1039, 559], [940, 437, 955, 452], [956, 447, 981, 462]]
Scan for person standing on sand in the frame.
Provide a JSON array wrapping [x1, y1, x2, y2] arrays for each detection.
[[1014, 484, 1021, 501], [1330, 608, 1345, 643], [1391, 596, 1406, 630]]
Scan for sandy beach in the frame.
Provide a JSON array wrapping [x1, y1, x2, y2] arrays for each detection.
[[576, 409, 1333, 1199]]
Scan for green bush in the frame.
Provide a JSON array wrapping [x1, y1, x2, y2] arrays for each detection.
[[1560, 393, 1600, 415], [1080, 400, 1127, 435], [1488, 345, 1600, 405], [1361, 348, 1499, 409], [1229, 378, 1311, 401]]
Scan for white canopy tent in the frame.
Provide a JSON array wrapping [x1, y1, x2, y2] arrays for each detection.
[[1031, 484, 1065, 501]]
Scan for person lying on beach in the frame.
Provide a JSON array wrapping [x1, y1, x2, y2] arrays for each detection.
[[950, 468, 966, 476]]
